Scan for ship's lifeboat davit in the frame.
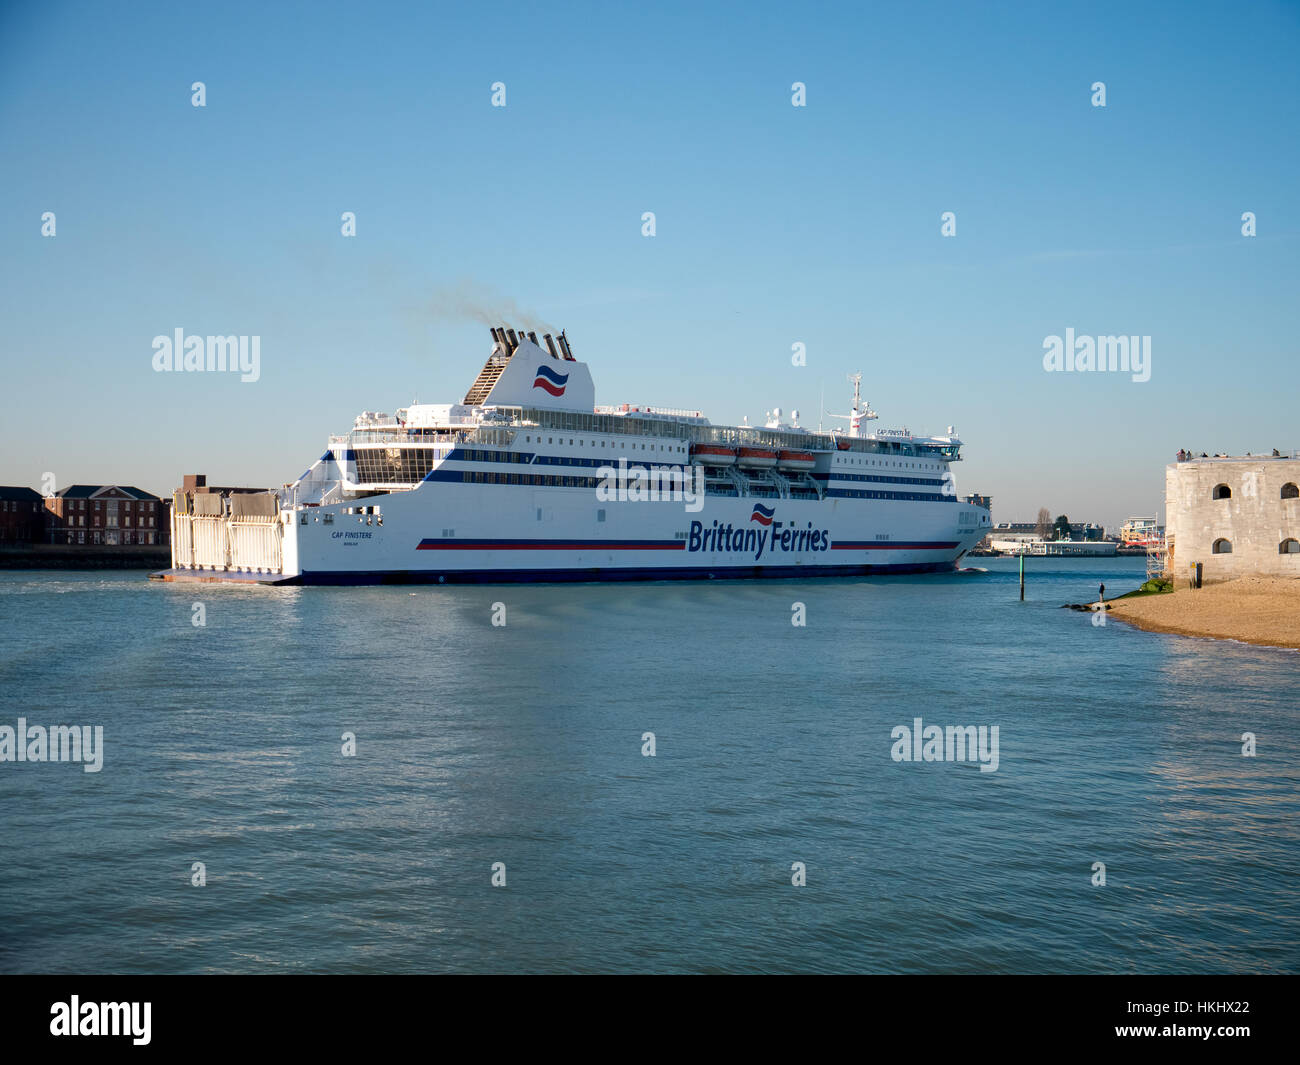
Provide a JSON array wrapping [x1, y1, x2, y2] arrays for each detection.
[[736, 447, 778, 469], [776, 449, 816, 472], [690, 443, 737, 466]]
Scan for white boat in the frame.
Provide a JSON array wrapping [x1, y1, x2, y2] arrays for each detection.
[[160, 326, 992, 584]]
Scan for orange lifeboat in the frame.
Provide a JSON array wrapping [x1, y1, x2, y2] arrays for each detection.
[[690, 443, 736, 466], [736, 447, 778, 469], [777, 449, 816, 472]]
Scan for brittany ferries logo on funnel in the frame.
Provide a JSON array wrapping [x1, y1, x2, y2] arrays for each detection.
[[532, 364, 569, 396], [749, 503, 775, 526]]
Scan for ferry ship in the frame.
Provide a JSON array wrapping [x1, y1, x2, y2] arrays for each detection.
[[160, 327, 992, 584]]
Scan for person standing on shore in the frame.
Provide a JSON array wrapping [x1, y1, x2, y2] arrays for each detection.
[[1099, 582, 1105, 603]]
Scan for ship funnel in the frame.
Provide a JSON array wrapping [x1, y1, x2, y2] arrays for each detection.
[[557, 330, 574, 360], [543, 333, 560, 359], [505, 328, 518, 351], [527, 331, 539, 346]]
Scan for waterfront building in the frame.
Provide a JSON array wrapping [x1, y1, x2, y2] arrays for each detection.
[[988, 537, 1117, 557], [991, 520, 1105, 543], [1119, 516, 1162, 545], [45, 485, 167, 546], [0, 486, 44, 545]]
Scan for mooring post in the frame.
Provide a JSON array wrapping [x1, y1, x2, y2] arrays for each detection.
[[1019, 552, 1025, 601]]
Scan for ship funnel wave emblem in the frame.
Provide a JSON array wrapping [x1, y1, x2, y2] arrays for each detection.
[[532, 364, 569, 396], [750, 503, 775, 526]]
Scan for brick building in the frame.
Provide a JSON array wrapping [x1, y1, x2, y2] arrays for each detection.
[[45, 485, 168, 546], [0, 486, 45, 544]]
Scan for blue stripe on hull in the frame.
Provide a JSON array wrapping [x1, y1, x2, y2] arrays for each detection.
[[291, 560, 959, 585]]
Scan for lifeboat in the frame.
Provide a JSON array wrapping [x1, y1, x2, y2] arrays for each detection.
[[690, 443, 737, 466], [777, 449, 815, 472], [735, 447, 778, 469]]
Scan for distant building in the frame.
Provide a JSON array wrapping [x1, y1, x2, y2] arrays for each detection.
[[0, 486, 44, 545], [1119, 516, 1162, 545], [45, 485, 167, 546], [1165, 455, 1300, 582], [991, 520, 1105, 543], [989, 538, 1117, 557]]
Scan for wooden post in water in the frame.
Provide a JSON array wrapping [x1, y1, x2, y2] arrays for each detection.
[[1019, 552, 1025, 601]]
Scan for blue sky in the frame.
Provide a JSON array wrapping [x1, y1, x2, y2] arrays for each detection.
[[1, 0, 1297, 528]]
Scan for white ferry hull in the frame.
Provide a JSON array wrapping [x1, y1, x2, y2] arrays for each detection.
[[280, 481, 987, 584]]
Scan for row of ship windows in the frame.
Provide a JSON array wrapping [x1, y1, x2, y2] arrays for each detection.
[[454, 449, 529, 464], [527, 438, 939, 471], [828, 489, 953, 502], [1212, 483, 1299, 500], [1212, 538, 1300, 554], [498, 439, 942, 470], [354, 447, 948, 482], [827, 472, 947, 487], [451, 471, 948, 501], [523, 436, 688, 454], [451, 472, 653, 488], [836, 457, 941, 470]]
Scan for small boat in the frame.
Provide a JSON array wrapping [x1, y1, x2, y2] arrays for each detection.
[[736, 447, 778, 469], [690, 443, 737, 466], [777, 449, 815, 472]]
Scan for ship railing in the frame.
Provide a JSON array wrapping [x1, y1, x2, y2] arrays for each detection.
[[346, 430, 470, 446], [594, 404, 707, 420]]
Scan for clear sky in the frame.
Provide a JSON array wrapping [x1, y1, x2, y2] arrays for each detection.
[[1, 0, 1296, 530]]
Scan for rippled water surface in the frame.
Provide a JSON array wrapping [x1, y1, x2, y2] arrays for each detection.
[[1, 559, 1297, 973]]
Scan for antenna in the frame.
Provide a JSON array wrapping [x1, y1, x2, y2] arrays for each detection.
[[825, 372, 877, 437]]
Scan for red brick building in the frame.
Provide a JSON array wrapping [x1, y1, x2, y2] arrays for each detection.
[[45, 485, 167, 546], [0, 486, 45, 544]]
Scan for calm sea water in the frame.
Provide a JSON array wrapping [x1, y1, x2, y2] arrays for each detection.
[[1, 558, 1297, 974]]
